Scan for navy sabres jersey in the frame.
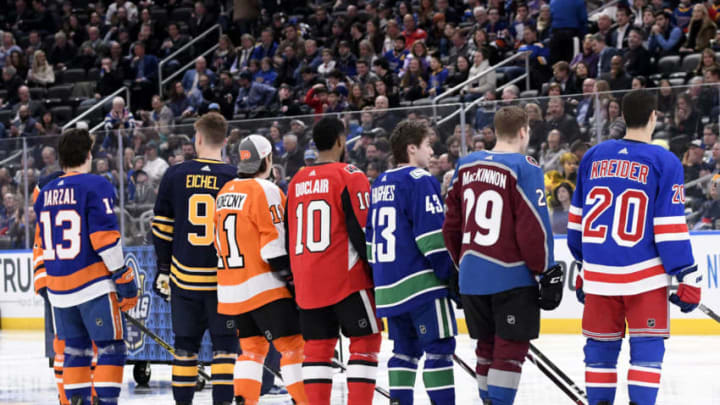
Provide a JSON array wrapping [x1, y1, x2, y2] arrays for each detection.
[[568, 139, 695, 296], [152, 159, 237, 293]]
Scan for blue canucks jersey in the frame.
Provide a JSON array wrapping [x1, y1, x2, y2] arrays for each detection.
[[152, 159, 237, 293], [567, 139, 695, 296], [34, 173, 123, 308], [443, 151, 555, 295], [366, 166, 454, 317]]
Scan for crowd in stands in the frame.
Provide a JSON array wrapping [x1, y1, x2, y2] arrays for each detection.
[[3, 0, 720, 249]]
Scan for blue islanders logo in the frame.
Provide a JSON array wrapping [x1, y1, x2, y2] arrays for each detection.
[[124, 254, 152, 353]]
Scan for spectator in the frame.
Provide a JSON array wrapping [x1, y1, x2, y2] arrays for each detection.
[[9, 105, 38, 137], [104, 96, 135, 133], [235, 71, 276, 114], [1, 66, 24, 105], [13, 85, 45, 118], [680, 4, 717, 53], [27, 50, 55, 86], [571, 61, 591, 92], [428, 54, 449, 97], [575, 78, 597, 128], [0, 192, 18, 232], [182, 56, 216, 92], [657, 78, 677, 119], [160, 23, 190, 62], [599, 55, 633, 92], [130, 41, 158, 110], [539, 129, 568, 172], [96, 57, 125, 98], [694, 48, 720, 77], [355, 59, 378, 87], [280, 23, 305, 60], [695, 174, 720, 229], [167, 81, 193, 118], [189, 1, 214, 38], [673, 0, 693, 32], [402, 14, 428, 49], [445, 55, 470, 88], [22, 0, 57, 34], [549, 0, 588, 63], [36, 111, 60, 137], [550, 61, 578, 94], [603, 98, 626, 140], [323, 89, 346, 113], [595, 13, 614, 43], [464, 49, 495, 100], [648, 10, 685, 58], [317, 48, 336, 77], [550, 181, 574, 234], [546, 97, 583, 144], [232, 34, 255, 73], [684, 139, 712, 201], [536, 4, 552, 41], [373, 95, 400, 132], [106, 0, 138, 23], [39, 145, 60, 175], [671, 92, 701, 137], [400, 58, 429, 101], [623, 28, 652, 78], [0, 32, 22, 69], [142, 141, 168, 186], [275, 45, 300, 86], [281, 134, 304, 178], [336, 41, 358, 77], [251, 28, 278, 61], [304, 83, 329, 115], [147, 95, 174, 135], [609, 6, 633, 50], [95, 157, 118, 189], [526, 102, 550, 153], [212, 35, 237, 72], [8, 50, 28, 79], [47, 31, 77, 70], [511, 2, 535, 44], [702, 123, 719, 161], [82, 26, 107, 56], [698, 66, 720, 117], [592, 32, 620, 76]]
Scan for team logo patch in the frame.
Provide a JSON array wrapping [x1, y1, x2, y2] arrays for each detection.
[[506, 315, 516, 325], [419, 325, 427, 335], [96, 318, 103, 327], [240, 150, 252, 160], [345, 165, 361, 174], [526, 156, 540, 167], [359, 319, 368, 328], [124, 254, 152, 353], [226, 320, 235, 329], [264, 330, 273, 341], [647, 319, 656, 328]]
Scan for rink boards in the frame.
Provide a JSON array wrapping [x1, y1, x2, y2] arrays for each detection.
[[3, 232, 720, 334]]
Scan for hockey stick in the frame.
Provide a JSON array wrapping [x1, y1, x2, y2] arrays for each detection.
[[123, 313, 212, 381], [529, 343, 587, 400], [699, 303, 720, 323], [452, 352, 587, 405], [329, 358, 391, 399]]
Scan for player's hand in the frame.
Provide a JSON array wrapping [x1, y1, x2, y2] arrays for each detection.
[[669, 265, 702, 313], [538, 264, 564, 310], [273, 268, 295, 297], [37, 287, 48, 302], [575, 273, 585, 304], [112, 266, 139, 312], [153, 271, 170, 302]]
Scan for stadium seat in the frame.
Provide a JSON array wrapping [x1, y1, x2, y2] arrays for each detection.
[[47, 85, 74, 103], [0, 89, 7, 102], [151, 8, 168, 22], [412, 98, 433, 106], [170, 7, 193, 22], [74, 102, 104, 125], [51, 106, 73, 125], [520, 89, 538, 98], [0, 110, 13, 126], [62, 68, 86, 84], [656, 55, 681, 77], [87, 67, 101, 82], [30, 87, 46, 100], [669, 134, 690, 156], [681, 53, 701, 74]]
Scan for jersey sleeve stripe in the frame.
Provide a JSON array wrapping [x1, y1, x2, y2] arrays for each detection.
[[568, 213, 582, 225], [152, 228, 173, 242], [584, 257, 662, 274], [152, 216, 174, 224], [584, 264, 665, 283], [653, 216, 687, 225], [415, 230, 446, 255], [98, 243, 124, 272], [152, 223, 174, 234], [655, 232, 691, 243], [47, 261, 111, 292], [90, 230, 121, 252], [569, 205, 582, 216], [567, 222, 583, 231]]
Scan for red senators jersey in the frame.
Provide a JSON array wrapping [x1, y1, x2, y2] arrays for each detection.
[[286, 163, 373, 309], [214, 178, 292, 315]]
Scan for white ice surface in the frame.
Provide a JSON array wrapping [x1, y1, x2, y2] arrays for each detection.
[[2, 331, 720, 404]]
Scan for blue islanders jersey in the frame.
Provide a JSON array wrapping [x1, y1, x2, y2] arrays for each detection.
[[366, 166, 454, 317], [34, 173, 123, 308], [443, 151, 554, 295], [567, 139, 695, 296], [32, 170, 64, 294], [152, 159, 237, 293]]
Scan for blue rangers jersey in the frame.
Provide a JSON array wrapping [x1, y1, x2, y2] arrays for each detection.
[[568, 139, 695, 296], [443, 151, 555, 295], [33, 173, 123, 308], [152, 159, 237, 293], [366, 166, 454, 317]]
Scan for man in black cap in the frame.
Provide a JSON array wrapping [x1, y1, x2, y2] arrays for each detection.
[[235, 71, 277, 116]]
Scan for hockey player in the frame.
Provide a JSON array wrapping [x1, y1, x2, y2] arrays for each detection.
[[151, 113, 238, 405], [33, 169, 68, 405], [366, 120, 458, 405], [34, 128, 138, 405], [286, 117, 382, 405], [568, 89, 701, 405], [214, 135, 309, 405], [442, 106, 563, 405]]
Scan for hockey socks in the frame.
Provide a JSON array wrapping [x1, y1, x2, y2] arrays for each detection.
[[487, 337, 528, 405], [53, 337, 70, 405], [347, 333, 381, 405], [388, 351, 419, 404], [584, 338, 622, 405], [423, 339, 455, 405], [172, 350, 199, 402], [275, 335, 309, 405], [475, 338, 493, 401], [234, 336, 269, 405], [627, 337, 664, 405], [303, 338, 336, 405], [63, 337, 94, 404], [93, 340, 126, 404], [211, 351, 236, 402]]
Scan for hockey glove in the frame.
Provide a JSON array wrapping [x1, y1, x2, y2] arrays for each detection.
[[669, 265, 702, 313], [273, 268, 295, 297], [153, 270, 170, 302], [575, 273, 585, 304], [112, 266, 139, 312], [538, 264, 564, 310], [37, 287, 48, 302], [447, 269, 462, 309]]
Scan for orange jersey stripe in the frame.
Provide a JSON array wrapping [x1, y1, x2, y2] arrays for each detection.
[[90, 230, 121, 251], [93, 365, 124, 383], [63, 366, 92, 385], [217, 288, 291, 315], [48, 261, 111, 292]]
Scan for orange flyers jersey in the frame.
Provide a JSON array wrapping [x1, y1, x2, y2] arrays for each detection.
[[286, 162, 373, 309], [214, 178, 292, 315]]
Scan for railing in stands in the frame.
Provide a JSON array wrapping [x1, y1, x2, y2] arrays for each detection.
[[157, 24, 223, 98], [589, 0, 620, 18], [61, 86, 131, 131], [432, 51, 531, 122]]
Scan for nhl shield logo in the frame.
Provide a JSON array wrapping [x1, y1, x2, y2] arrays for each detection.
[[124, 254, 152, 353], [507, 315, 516, 325], [647, 319, 656, 328]]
